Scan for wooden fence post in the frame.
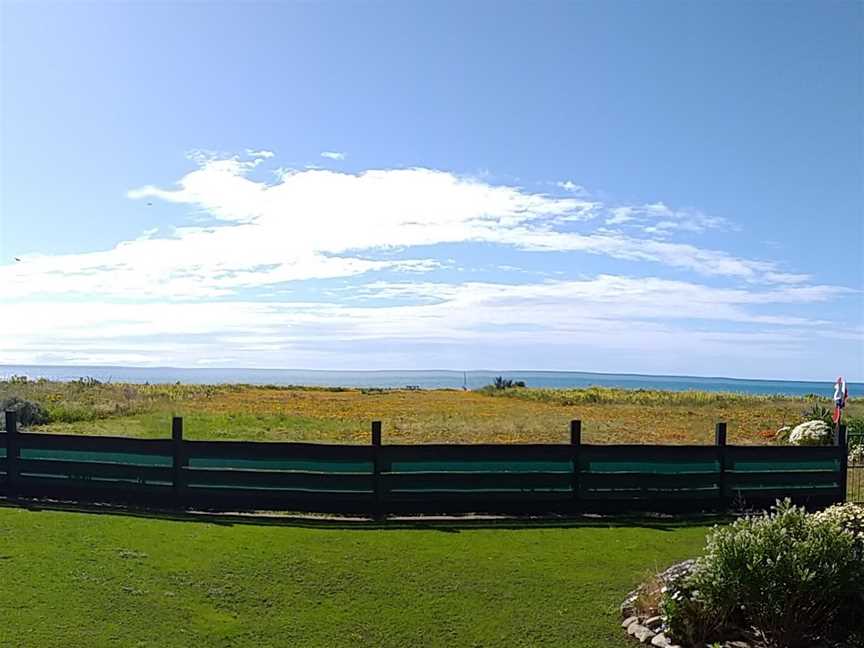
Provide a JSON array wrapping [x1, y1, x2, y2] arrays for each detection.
[[570, 420, 581, 504], [172, 416, 185, 500], [5, 410, 18, 492], [715, 422, 727, 511], [838, 423, 848, 504], [371, 421, 382, 513]]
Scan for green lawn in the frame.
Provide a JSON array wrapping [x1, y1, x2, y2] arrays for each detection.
[[0, 506, 711, 647]]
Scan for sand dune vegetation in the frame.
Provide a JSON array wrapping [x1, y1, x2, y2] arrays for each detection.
[[2, 377, 859, 446]]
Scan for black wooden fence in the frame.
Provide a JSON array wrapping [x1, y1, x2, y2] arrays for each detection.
[[0, 411, 849, 514]]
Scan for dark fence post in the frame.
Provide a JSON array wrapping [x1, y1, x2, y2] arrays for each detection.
[[570, 420, 581, 505], [4, 410, 18, 492], [371, 421, 382, 514], [715, 422, 727, 511], [172, 416, 185, 500], [838, 423, 848, 504]]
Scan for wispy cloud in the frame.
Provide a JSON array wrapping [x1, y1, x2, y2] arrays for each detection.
[[604, 202, 730, 235], [556, 180, 589, 196], [246, 149, 275, 159], [320, 151, 346, 160], [0, 276, 855, 373]]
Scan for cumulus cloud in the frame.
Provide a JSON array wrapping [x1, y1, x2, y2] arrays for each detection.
[[320, 151, 346, 160]]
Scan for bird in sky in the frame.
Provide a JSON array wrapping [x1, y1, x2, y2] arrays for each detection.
[[14, 257, 21, 262]]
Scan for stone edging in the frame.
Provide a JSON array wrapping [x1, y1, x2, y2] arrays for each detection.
[[619, 558, 755, 648]]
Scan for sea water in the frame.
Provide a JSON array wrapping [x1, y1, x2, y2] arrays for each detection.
[[0, 365, 857, 397]]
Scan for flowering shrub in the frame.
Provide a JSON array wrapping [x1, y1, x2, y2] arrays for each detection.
[[814, 503, 864, 552], [850, 444, 864, 465], [660, 500, 863, 648], [788, 419, 833, 446]]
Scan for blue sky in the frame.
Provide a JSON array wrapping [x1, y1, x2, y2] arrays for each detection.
[[1, 0, 861, 379]]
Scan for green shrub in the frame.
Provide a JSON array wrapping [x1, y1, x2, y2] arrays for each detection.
[[846, 415, 864, 440], [660, 577, 728, 646], [801, 403, 834, 426], [487, 376, 526, 390], [662, 500, 863, 648], [0, 396, 50, 428]]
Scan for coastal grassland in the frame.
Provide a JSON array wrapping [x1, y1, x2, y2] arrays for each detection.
[[0, 505, 712, 648], [1, 378, 860, 444]]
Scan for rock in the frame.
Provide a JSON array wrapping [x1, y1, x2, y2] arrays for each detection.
[[622, 616, 639, 629], [651, 633, 670, 647], [636, 626, 656, 643], [628, 623, 645, 636], [643, 615, 662, 629], [620, 590, 639, 616], [619, 559, 695, 621], [657, 559, 695, 583]]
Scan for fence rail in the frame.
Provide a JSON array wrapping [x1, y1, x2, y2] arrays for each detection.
[[0, 411, 850, 514]]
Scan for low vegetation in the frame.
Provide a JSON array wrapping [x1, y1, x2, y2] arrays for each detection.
[[0, 377, 860, 445], [0, 506, 711, 648], [657, 501, 864, 647]]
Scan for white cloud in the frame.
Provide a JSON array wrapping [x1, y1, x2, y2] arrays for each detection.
[[556, 180, 589, 196], [0, 151, 830, 303], [1, 275, 857, 376], [246, 149, 275, 159], [320, 151, 346, 160], [605, 201, 730, 235]]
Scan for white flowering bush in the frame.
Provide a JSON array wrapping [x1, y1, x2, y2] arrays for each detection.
[[788, 419, 833, 446], [850, 445, 864, 464], [660, 500, 863, 648], [814, 503, 864, 552]]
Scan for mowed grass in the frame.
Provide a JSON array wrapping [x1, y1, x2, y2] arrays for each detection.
[[0, 505, 712, 647], [3, 379, 860, 445]]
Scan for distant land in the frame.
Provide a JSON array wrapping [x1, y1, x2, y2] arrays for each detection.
[[0, 365, 858, 397]]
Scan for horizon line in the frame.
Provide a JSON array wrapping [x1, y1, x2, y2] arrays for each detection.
[[0, 363, 857, 385]]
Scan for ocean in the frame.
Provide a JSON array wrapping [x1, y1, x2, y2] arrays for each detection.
[[0, 365, 856, 397]]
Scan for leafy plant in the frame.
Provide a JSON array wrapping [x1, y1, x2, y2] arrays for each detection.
[[668, 500, 863, 648], [490, 376, 526, 390], [660, 576, 728, 646], [801, 403, 834, 426]]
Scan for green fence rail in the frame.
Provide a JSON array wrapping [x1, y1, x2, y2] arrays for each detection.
[[0, 411, 849, 513]]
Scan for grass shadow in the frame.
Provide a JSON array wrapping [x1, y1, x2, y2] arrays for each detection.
[[0, 495, 729, 533]]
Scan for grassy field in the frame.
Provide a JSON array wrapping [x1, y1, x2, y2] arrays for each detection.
[[0, 505, 712, 647], [2, 378, 860, 445]]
